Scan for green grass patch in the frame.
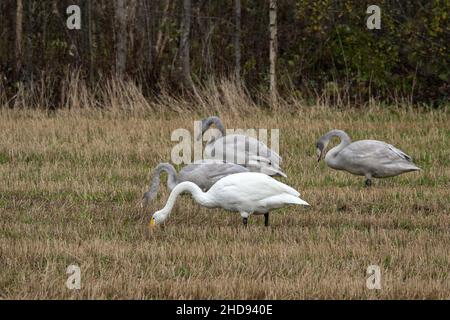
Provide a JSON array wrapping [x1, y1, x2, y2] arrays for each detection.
[[0, 152, 9, 164]]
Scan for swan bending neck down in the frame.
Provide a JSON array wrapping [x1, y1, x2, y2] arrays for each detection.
[[150, 182, 217, 225], [316, 129, 420, 187], [198, 116, 226, 139], [150, 172, 309, 227], [142, 161, 250, 207], [316, 129, 352, 162], [142, 163, 178, 205]]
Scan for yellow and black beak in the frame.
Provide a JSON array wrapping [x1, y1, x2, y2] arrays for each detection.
[[149, 218, 156, 228]]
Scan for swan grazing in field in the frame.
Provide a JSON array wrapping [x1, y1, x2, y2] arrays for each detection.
[[149, 172, 309, 227], [198, 116, 286, 177], [142, 160, 249, 207], [316, 129, 421, 187]]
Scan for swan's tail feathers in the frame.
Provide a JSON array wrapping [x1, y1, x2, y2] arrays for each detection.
[[280, 194, 310, 207], [264, 166, 287, 178], [265, 194, 310, 208], [294, 197, 310, 207], [404, 163, 421, 172]]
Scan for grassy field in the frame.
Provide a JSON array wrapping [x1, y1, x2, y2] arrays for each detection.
[[0, 105, 449, 299]]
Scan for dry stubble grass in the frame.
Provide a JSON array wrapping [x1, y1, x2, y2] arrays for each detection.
[[0, 106, 449, 299]]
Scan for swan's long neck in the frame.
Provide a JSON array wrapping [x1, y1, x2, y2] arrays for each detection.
[[202, 116, 226, 136], [146, 163, 178, 201], [158, 182, 215, 222], [323, 130, 352, 159]]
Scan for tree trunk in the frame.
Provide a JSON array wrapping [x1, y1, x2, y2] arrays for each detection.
[[180, 0, 193, 88], [115, 0, 127, 79], [15, 0, 23, 77], [142, 0, 152, 69], [234, 0, 241, 85], [82, 0, 94, 83], [87, 0, 94, 83], [269, 0, 277, 105], [155, 0, 170, 60], [24, 0, 34, 81]]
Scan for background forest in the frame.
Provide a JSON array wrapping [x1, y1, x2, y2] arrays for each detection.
[[0, 0, 449, 109]]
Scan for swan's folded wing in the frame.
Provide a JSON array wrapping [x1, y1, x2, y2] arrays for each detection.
[[212, 173, 300, 204], [386, 144, 412, 161], [179, 161, 248, 190], [217, 134, 282, 165], [342, 140, 413, 165], [204, 163, 249, 184]]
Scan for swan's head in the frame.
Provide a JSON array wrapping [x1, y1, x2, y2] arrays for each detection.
[[149, 209, 167, 228], [316, 140, 326, 162], [316, 129, 350, 161], [200, 118, 211, 135], [196, 119, 208, 141]]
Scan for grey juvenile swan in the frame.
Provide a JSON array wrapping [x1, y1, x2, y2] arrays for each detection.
[[142, 160, 249, 206], [316, 129, 421, 187], [198, 116, 286, 177]]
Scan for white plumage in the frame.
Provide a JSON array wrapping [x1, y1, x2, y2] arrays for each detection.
[[150, 172, 309, 227], [141, 160, 248, 207]]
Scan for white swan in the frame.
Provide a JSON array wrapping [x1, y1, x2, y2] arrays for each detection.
[[198, 116, 286, 177], [149, 172, 309, 227], [142, 160, 249, 207], [316, 129, 421, 187]]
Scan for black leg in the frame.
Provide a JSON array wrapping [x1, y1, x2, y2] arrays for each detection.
[[264, 213, 269, 227], [365, 178, 372, 188], [243, 217, 248, 227]]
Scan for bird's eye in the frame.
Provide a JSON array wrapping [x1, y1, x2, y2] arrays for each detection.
[[269, 161, 272, 165]]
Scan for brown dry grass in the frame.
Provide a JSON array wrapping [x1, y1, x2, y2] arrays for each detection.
[[0, 100, 449, 299]]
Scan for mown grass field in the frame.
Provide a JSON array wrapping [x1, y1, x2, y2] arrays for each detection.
[[0, 106, 449, 299]]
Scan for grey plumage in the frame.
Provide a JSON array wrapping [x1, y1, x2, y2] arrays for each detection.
[[142, 163, 178, 205], [198, 116, 226, 140], [142, 160, 249, 207], [316, 129, 420, 186], [198, 116, 286, 177]]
